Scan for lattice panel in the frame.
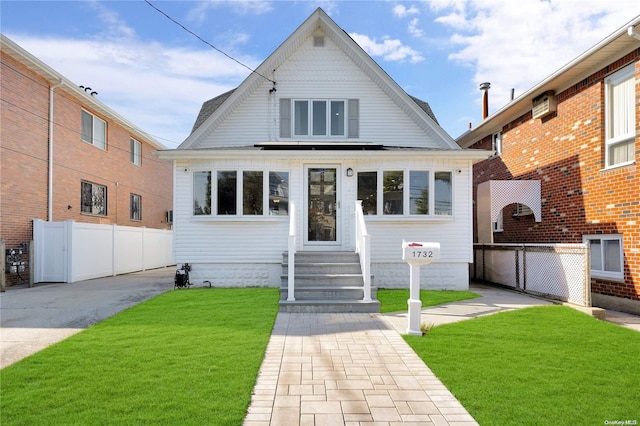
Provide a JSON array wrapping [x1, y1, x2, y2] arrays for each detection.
[[488, 180, 542, 222], [473, 244, 589, 306]]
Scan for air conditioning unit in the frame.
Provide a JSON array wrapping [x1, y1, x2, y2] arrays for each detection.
[[532, 91, 557, 119], [166, 210, 173, 224]]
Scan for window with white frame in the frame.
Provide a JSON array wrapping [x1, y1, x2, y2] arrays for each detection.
[[193, 171, 211, 215], [269, 171, 289, 215], [492, 132, 502, 156], [357, 169, 453, 217], [130, 193, 142, 221], [605, 64, 636, 168], [294, 100, 346, 137], [357, 171, 377, 215], [81, 110, 107, 150], [130, 138, 141, 166], [193, 170, 289, 217], [584, 234, 624, 281], [281, 98, 358, 138], [81, 181, 107, 216]]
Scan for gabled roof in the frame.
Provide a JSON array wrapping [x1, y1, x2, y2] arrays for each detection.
[[191, 91, 439, 135], [180, 8, 458, 150], [191, 89, 236, 133], [0, 34, 165, 150], [456, 16, 640, 148]]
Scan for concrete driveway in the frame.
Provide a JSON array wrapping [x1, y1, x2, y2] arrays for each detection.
[[0, 267, 174, 369]]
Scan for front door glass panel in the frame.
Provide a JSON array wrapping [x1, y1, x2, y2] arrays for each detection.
[[307, 168, 337, 242]]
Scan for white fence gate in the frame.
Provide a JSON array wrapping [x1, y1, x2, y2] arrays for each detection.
[[471, 243, 591, 306], [33, 219, 174, 283]]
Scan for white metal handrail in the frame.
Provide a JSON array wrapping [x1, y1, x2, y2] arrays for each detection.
[[355, 201, 372, 302], [287, 201, 296, 301]]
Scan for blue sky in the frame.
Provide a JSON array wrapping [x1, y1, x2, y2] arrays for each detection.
[[3, 1, 639, 148]]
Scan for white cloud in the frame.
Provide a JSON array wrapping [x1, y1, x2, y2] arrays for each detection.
[[349, 32, 425, 63], [187, 0, 273, 25], [408, 18, 424, 37], [3, 1, 268, 147], [8, 33, 253, 146], [431, 0, 640, 113], [393, 4, 419, 18]]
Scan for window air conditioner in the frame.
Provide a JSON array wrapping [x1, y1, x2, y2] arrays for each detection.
[[532, 91, 557, 119]]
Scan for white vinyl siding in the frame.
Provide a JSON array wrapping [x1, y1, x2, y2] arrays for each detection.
[[198, 36, 444, 148], [605, 64, 636, 168], [174, 159, 294, 266]]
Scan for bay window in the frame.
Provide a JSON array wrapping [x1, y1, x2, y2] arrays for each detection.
[[193, 169, 289, 217], [358, 169, 453, 217]]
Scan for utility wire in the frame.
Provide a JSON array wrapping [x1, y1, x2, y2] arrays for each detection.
[[144, 0, 275, 84]]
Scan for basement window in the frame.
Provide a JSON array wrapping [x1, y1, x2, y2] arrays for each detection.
[[583, 234, 624, 281]]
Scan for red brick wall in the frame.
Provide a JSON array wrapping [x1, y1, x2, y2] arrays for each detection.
[[469, 51, 639, 301], [1, 52, 173, 286]]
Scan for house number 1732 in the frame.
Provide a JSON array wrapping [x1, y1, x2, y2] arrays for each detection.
[[413, 251, 434, 258]]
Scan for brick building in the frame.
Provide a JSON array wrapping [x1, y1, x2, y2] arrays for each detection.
[[1, 34, 173, 287], [457, 18, 640, 314]]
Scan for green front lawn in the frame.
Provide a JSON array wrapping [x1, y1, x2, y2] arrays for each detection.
[[377, 288, 480, 313], [0, 288, 279, 425], [405, 305, 640, 425]]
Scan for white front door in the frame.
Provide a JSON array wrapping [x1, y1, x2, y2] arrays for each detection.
[[304, 165, 341, 248]]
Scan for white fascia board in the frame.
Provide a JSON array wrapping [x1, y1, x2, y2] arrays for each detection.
[[155, 148, 492, 162]]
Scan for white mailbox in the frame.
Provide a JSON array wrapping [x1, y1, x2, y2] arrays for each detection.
[[402, 241, 440, 264], [402, 240, 441, 336]]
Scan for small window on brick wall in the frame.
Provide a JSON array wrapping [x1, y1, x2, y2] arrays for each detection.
[[583, 234, 624, 281], [130, 193, 142, 221], [81, 181, 107, 216]]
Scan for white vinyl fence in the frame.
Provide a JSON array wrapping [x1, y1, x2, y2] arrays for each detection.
[[471, 243, 591, 306], [33, 219, 174, 283]]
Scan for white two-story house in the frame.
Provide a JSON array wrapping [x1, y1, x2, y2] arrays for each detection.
[[157, 8, 490, 311]]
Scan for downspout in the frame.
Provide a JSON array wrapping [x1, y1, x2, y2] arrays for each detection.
[[48, 79, 64, 221]]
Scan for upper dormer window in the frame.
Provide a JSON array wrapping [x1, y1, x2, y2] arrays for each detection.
[[294, 100, 345, 137], [280, 98, 359, 139]]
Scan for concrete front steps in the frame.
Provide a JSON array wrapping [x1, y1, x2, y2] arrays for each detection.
[[279, 251, 380, 313]]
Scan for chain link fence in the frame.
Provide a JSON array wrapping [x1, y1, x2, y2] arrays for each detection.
[[472, 243, 591, 306]]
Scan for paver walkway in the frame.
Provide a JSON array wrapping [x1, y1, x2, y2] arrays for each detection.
[[244, 312, 478, 426]]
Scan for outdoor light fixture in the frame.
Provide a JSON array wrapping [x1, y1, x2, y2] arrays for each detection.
[[346, 168, 353, 177]]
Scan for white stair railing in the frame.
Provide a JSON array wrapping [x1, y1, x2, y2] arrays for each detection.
[[355, 201, 372, 302], [287, 201, 296, 301]]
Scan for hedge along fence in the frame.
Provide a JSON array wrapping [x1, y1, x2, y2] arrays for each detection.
[[33, 219, 173, 283]]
